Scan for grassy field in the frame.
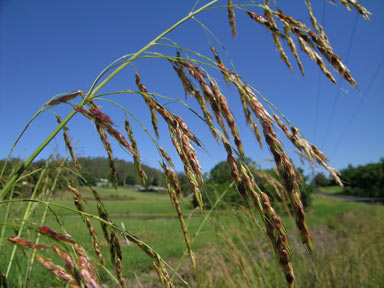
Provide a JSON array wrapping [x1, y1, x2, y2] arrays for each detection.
[[316, 185, 343, 195], [1, 187, 383, 287]]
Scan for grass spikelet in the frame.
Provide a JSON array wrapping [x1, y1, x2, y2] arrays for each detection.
[[282, 21, 305, 75], [95, 125, 118, 189], [221, 137, 241, 186], [347, 0, 372, 20], [246, 10, 292, 70], [173, 114, 201, 146], [194, 89, 219, 141], [153, 262, 171, 288], [74, 244, 100, 288], [7, 237, 49, 250], [125, 119, 147, 184], [109, 230, 123, 265], [86, 219, 105, 266], [338, 0, 352, 10], [38, 226, 75, 244], [90, 188, 112, 244], [208, 81, 230, 138], [305, 0, 320, 32], [273, 114, 343, 187], [51, 245, 76, 277], [46, 90, 85, 106], [259, 192, 294, 287], [34, 255, 79, 286], [210, 46, 230, 86], [171, 51, 195, 98], [135, 72, 159, 137], [89, 107, 114, 126], [69, 185, 87, 210], [171, 135, 203, 209], [177, 128, 204, 183], [161, 162, 195, 267], [251, 122, 263, 149], [97, 204, 110, 243], [75, 106, 135, 155], [237, 84, 263, 149], [159, 146, 175, 169], [339, 0, 372, 20], [297, 37, 336, 84], [263, 5, 292, 71], [211, 82, 245, 159], [239, 165, 263, 215], [116, 258, 126, 288], [227, 0, 237, 38], [56, 115, 81, 170]]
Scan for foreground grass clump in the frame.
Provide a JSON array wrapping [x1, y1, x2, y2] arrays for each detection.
[[191, 196, 384, 288]]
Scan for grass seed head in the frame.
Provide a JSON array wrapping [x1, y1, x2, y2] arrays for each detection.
[[56, 115, 81, 170], [46, 90, 84, 106], [38, 226, 75, 244], [35, 255, 78, 285], [8, 236, 49, 250], [51, 245, 76, 277], [305, 0, 320, 32], [227, 0, 237, 38], [85, 218, 105, 266]]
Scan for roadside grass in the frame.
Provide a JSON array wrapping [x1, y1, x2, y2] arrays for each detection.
[[307, 194, 366, 224], [316, 185, 343, 195], [1, 188, 383, 287]]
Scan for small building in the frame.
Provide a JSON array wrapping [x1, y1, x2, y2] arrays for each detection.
[[95, 178, 111, 187]]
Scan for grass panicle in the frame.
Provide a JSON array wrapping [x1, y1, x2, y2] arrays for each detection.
[[217, 62, 313, 254], [210, 81, 245, 159], [51, 245, 77, 278], [210, 46, 230, 86], [56, 115, 81, 170], [171, 135, 203, 210], [221, 137, 241, 186], [262, 4, 293, 71], [125, 119, 147, 184], [135, 72, 160, 137], [273, 114, 343, 187], [171, 51, 196, 98], [305, 0, 320, 32], [239, 166, 295, 287], [227, 0, 237, 38], [159, 146, 175, 169], [161, 161, 195, 267], [34, 255, 79, 286], [46, 90, 85, 106], [337, 0, 372, 20], [7, 237, 49, 250]]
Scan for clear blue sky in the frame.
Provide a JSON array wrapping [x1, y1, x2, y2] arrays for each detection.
[[1, 1, 383, 176]]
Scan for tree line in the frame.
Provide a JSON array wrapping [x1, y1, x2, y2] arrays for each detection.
[[312, 158, 384, 198]]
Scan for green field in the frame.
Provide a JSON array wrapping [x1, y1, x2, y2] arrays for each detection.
[[1, 187, 383, 287], [316, 185, 343, 195]]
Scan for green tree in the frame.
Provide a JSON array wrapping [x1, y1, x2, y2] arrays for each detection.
[[312, 172, 331, 187]]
